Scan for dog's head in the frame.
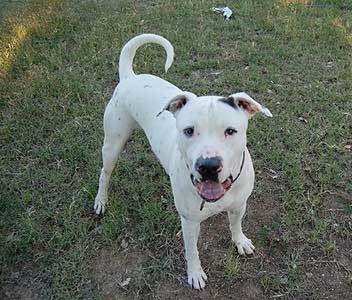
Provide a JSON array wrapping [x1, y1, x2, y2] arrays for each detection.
[[163, 92, 272, 203]]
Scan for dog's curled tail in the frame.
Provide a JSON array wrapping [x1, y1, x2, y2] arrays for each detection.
[[118, 34, 174, 80]]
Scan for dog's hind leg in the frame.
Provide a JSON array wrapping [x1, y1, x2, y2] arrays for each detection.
[[94, 96, 135, 214]]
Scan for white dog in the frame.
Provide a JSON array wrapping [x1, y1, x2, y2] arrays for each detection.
[[94, 34, 272, 290]]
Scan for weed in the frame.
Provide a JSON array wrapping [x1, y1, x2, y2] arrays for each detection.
[[223, 248, 241, 278], [258, 223, 281, 255], [260, 273, 283, 293], [322, 240, 336, 257]]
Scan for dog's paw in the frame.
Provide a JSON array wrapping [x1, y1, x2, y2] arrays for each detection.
[[234, 235, 255, 255], [94, 198, 106, 215], [187, 268, 207, 290]]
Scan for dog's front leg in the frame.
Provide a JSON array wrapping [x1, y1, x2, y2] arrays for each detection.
[[228, 205, 255, 255], [181, 217, 207, 289]]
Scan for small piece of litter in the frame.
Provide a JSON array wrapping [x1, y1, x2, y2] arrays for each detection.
[[120, 277, 131, 287], [210, 71, 222, 75], [298, 116, 308, 124], [266, 168, 279, 179], [212, 7, 233, 20], [121, 239, 128, 249]]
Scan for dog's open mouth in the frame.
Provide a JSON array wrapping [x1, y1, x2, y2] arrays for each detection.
[[190, 174, 233, 202]]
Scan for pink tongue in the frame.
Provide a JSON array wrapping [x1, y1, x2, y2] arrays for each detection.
[[199, 180, 225, 201]]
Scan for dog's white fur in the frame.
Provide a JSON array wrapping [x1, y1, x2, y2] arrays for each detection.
[[94, 34, 272, 289]]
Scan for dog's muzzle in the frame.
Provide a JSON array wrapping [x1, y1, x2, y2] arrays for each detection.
[[190, 156, 230, 202], [190, 151, 246, 204], [190, 174, 234, 202]]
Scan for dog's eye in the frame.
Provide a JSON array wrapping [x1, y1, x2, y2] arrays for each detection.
[[225, 127, 237, 136], [183, 127, 194, 137]]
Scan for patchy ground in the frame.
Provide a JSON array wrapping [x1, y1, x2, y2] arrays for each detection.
[[1, 0, 351, 299]]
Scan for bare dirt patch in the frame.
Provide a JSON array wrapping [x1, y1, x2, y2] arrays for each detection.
[[0, 261, 46, 300], [89, 245, 151, 299]]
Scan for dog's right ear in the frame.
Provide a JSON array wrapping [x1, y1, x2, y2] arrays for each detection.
[[157, 92, 195, 117]]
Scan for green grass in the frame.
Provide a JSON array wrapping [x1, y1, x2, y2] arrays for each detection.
[[1, 0, 351, 299], [223, 249, 241, 278]]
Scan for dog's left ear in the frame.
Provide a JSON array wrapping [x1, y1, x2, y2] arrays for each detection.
[[223, 92, 272, 118], [158, 92, 196, 117]]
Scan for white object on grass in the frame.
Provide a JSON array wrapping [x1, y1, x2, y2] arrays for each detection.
[[212, 6, 233, 20]]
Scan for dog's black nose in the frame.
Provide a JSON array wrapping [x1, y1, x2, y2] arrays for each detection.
[[195, 157, 223, 180]]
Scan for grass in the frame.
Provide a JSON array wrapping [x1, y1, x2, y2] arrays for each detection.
[[1, 0, 351, 299], [223, 249, 241, 278]]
